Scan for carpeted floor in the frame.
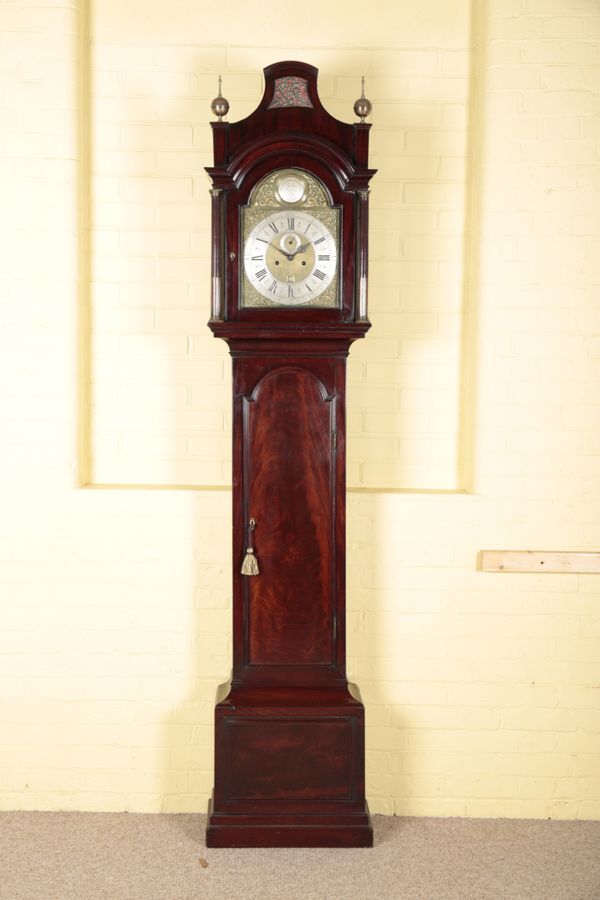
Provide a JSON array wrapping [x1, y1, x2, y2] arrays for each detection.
[[1, 812, 599, 900]]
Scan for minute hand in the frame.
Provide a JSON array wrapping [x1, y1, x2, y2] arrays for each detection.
[[289, 241, 312, 257]]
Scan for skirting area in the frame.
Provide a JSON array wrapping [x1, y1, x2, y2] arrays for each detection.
[[1, 812, 599, 899]]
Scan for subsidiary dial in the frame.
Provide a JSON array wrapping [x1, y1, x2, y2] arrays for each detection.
[[243, 211, 337, 305]]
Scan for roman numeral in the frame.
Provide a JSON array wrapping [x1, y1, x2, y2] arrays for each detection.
[[287, 217, 295, 230], [268, 280, 278, 293], [288, 285, 294, 299], [317, 254, 330, 261], [269, 222, 278, 233], [257, 238, 269, 243], [314, 269, 326, 280], [313, 236, 326, 245], [251, 255, 262, 261], [255, 268, 267, 281]]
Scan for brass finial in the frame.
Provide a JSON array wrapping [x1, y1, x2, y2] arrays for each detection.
[[210, 76, 230, 121], [353, 76, 372, 122]]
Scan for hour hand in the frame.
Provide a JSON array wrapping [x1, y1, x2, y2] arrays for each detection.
[[270, 243, 295, 261]]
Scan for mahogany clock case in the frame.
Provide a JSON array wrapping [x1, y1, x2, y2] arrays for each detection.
[[205, 61, 376, 848]]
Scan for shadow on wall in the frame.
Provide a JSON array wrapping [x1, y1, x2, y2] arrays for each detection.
[[160, 490, 231, 814], [84, 32, 235, 814], [347, 2, 487, 815], [347, 490, 473, 817], [157, 59, 234, 811], [346, 11, 480, 494]]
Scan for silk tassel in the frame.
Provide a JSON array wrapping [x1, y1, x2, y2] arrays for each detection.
[[241, 517, 259, 576]]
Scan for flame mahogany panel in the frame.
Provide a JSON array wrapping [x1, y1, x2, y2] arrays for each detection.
[[232, 353, 346, 685], [244, 367, 335, 668]]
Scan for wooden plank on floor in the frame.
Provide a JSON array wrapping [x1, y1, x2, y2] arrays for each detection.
[[479, 550, 600, 574]]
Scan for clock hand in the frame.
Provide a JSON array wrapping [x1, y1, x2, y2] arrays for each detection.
[[269, 243, 295, 262], [287, 241, 312, 258]]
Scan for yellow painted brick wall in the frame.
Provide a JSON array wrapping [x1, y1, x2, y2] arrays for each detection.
[[1, 0, 599, 819]]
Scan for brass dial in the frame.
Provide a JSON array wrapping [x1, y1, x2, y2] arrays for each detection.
[[240, 168, 340, 309]]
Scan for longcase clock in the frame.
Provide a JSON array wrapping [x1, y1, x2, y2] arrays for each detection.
[[205, 61, 376, 848]]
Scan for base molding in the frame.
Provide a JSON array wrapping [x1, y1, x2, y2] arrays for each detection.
[[206, 797, 373, 848]]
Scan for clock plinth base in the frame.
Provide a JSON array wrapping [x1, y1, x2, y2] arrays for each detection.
[[206, 683, 372, 849], [206, 797, 373, 848]]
